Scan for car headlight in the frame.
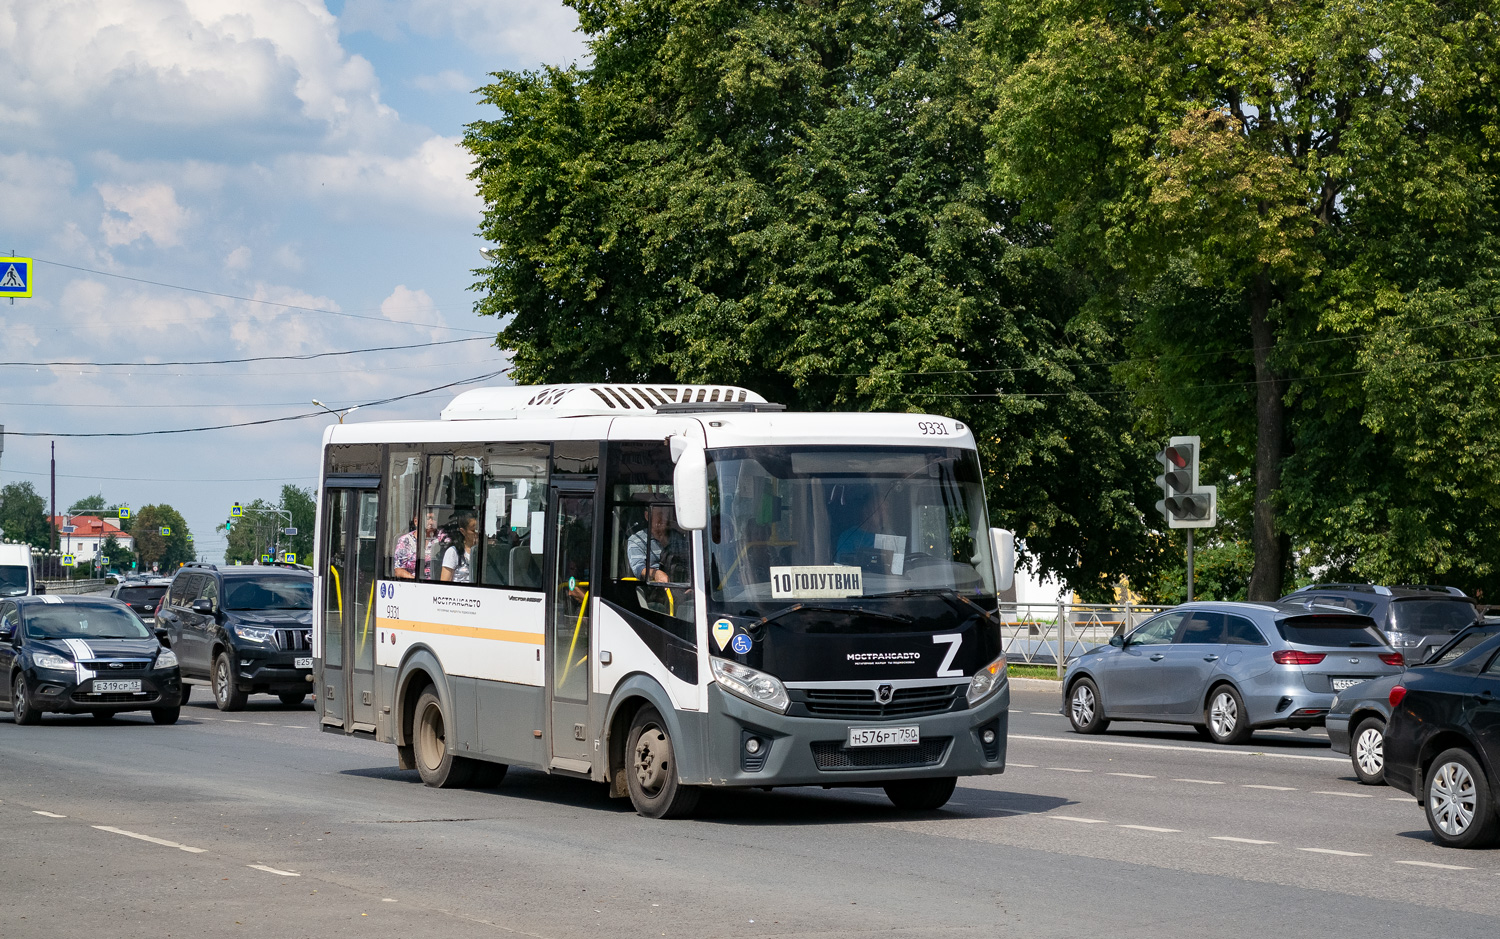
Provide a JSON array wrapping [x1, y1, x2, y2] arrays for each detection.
[[235, 625, 277, 644], [154, 649, 179, 670], [710, 657, 789, 713], [1330, 695, 1340, 709], [33, 652, 72, 670], [966, 653, 1008, 707]]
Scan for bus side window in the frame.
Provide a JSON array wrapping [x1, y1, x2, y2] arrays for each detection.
[[479, 444, 549, 589], [421, 451, 486, 583], [384, 450, 422, 580], [603, 440, 693, 641]]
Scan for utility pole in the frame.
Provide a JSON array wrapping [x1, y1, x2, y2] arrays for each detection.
[[49, 441, 56, 552]]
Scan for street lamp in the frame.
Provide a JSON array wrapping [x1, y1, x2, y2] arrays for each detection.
[[311, 399, 360, 423]]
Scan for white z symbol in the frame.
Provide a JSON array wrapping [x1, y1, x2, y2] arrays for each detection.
[[933, 633, 963, 677]]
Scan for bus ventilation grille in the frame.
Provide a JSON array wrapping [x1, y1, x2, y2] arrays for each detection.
[[809, 738, 951, 771]]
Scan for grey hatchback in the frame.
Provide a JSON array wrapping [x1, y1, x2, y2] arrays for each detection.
[[1064, 602, 1405, 744]]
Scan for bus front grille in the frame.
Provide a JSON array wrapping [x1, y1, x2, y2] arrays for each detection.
[[797, 685, 962, 720], [810, 738, 951, 771]]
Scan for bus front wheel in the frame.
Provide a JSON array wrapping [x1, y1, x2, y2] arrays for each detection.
[[412, 689, 473, 788], [626, 705, 700, 819]]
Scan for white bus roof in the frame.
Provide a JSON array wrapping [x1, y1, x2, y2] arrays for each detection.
[[441, 383, 768, 420]]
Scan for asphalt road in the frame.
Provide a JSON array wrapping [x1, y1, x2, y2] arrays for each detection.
[[2, 679, 1497, 939]]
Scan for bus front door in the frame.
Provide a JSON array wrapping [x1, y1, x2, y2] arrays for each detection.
[[321, 485, 380, 733], [548, 484, 594, 770]]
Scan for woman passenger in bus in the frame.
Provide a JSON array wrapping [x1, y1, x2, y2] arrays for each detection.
[[440, 511, 479, 584]]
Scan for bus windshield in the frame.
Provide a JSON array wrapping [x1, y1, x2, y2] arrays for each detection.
[[706, 446, 995, 608]]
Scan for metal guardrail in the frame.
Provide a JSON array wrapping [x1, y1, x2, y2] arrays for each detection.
[[39, 578, 110, 595], [1002, 601, 1176, 676]]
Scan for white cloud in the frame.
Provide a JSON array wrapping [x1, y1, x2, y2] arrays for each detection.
[[0, 151, 77, 229], [225, 246, 253, 270], [341, 0, 585, 65], [412, 69, 472, 94], [277, 134, 479, 219], [273, 244, 303, 270], [97, 181, 190, 247]]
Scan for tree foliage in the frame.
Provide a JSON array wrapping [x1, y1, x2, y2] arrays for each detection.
[[134, 504, 192, 572], [0, 482, 52, 550], [465, 0, 1168, 595], [67, 494, 105, 514]]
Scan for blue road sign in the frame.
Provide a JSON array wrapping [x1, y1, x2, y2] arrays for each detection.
[[0, 257, 32, 298]]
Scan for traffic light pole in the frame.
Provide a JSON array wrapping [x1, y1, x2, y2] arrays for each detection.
[[1186, 529, 1194, 603]]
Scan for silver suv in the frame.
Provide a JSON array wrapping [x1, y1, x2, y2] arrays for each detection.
[[1280, 584, 1480, 663]]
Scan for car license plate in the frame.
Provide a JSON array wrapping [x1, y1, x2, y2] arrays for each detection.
[[847, 726, 920, 748], [294, 657, 312, 670], [1331, 678, 1364, 691], [92, 680, 141, 693]]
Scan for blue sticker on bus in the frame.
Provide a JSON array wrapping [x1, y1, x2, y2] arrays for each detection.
[[731, 633, 752, 655]]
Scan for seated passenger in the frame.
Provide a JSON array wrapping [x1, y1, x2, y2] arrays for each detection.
[[440, 511, 479, 584]]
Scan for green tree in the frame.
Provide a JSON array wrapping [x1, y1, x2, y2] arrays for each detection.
[[101, 533, 135, 573], [0, 481, 52, 549], [220, 498, 276, 565], [67, 494, 106, 515], [983, 0, 1500, 598], [134, 504, 192, 572], [465, 0, 1164, 594], [281, 485, 315, 563]]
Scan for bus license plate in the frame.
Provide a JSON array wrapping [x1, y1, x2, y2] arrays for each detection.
[[92, 680, 141, 693], [848, 726, 920, 748], [294, 657, 313, 669]]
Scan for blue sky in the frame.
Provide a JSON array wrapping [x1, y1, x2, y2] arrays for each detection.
[[0, 0, 587, 562]]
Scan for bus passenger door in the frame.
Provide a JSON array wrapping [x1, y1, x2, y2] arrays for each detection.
[[320, 484, 381, 733], [548, 484, 595, 770]]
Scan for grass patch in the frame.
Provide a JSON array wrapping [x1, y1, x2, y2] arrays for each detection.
[[1007, 664, 1063, 680]]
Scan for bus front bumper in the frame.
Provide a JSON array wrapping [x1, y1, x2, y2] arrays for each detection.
[[697, 681, 1009, 788]]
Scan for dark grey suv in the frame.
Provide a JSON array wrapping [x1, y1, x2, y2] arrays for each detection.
[[1280, 584, 1480, 664], [156, 564, 314, 711]]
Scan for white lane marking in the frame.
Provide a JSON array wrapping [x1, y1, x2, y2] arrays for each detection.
[[92, 825, 207, 854], [1051, 815, 1109, 824], [1119, 824, 1180, 833], [1395, 860, 1474, 871], [1031, 712, 1064, 717], [1242, 785, 1297, 791], [1387, 797, 1417, 803], [255, 722, 275, 726], [1299, 848, 1371, 857], [1212, 836, 1277, 845], [248, 864, 300, 876], [1174, 778, 1224, 785], [1107, 773, 1157, 779], [33, 810, 68, 818], [1011, 733, 1344, 763], [223, 719, 246, 723], [1008, 763, 1037, 768], [287, 726, 308, 729], [1048, 767, 1091, 773], [1314, 791, 1373, 798]]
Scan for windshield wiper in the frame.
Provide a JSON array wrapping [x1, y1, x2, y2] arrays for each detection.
[[867, 587, 998, 622], [750, 603, 913, 630]]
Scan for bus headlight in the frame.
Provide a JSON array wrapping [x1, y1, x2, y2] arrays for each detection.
[[710, 657, 790, 713], [966, 653, 1008, 707]]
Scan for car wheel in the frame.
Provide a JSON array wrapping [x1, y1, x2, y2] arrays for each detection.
[[12, 673, 41, 725], [412, 689, 473, 788], [884, 776, 958, 811], [1067, 678, 1110, 734], [277, 692, 306, 707], [1205, 685, 1253, 745], [1425, 748, 1500, 849], [179, 684, 191, 706], [151, 706, 181, 725], [212, 653, 248, 712], [1351, 717, 1386, 786], [626, 705, 700, 819]]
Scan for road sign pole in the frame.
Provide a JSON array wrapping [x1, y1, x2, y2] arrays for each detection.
[[1186, 529, 1195, 603]]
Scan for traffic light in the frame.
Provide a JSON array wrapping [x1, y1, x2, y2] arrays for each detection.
[[225, 518, 234, 532], [1155, 435, 1217, 528]]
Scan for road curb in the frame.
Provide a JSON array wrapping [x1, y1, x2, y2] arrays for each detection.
[[1008, 676, 1064, 690]]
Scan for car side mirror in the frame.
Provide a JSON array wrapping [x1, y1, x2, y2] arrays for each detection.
[[1110, 634, 1124, 648], [0, 626, 12, 642], [191, 598, 214, 615], [34, 582, 45, 594]]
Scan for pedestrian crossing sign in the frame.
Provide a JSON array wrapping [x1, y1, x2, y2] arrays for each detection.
[[283, 553, 296, 564], [0, 257, 32, 298], [231, 503, 243, 518], [160, 526, 171, 536], [260, 554, 272, 563], [61, 554, 75, 567], [118, 507, 131, 520]]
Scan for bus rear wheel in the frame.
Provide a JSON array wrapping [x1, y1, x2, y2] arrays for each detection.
[[412, 689, 473, 788], [883, 776, 957, 811], [626, 706, 699, 819]]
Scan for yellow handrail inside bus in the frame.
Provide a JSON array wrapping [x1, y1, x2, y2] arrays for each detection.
[[357, 579, 375, 663], [560, 585, 589, 686], [328, 564, 343, 615]]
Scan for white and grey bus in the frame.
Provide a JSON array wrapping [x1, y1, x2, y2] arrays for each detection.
[[314, 384, 1016, 817]]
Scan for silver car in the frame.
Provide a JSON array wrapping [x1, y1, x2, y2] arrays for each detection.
[[1063, 601, 1405, 744]]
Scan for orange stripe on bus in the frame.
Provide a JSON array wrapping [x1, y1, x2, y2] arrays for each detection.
[[375, 618, 545, 645]]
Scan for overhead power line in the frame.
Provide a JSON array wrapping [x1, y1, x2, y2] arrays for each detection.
[[1, 367, 511, 438], [32, 257, 494, 335], [0, 335, 491, 368]]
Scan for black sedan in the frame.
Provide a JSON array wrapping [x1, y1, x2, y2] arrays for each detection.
[[0, 595, 183, 724], [1328, 620, 1500, 785], [1384, 630, 1500, 848]]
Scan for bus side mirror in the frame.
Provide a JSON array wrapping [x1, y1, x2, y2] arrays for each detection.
[[990, 528, 1015, 592], [672, 444, 708, 531]]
